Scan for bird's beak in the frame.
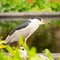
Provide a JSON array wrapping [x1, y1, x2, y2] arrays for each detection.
[[41, 19, 51, 24], [40, 19, 45, 24]]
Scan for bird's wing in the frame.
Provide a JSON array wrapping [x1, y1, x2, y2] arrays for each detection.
[[5, 33, 19, 44], [5, 20, 31, 44], [9, 20, 31, 35]]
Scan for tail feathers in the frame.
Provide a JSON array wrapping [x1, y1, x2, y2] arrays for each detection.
[[5, 35, 11, 44]]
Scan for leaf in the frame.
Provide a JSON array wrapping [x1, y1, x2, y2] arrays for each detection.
[[19, 35, 29, 52], [0, 44, 6, 49], [30, 56, 40, 60], [44, 49, 54, 60], [6, 46, 15, 56], [0, 51, 4, 60], [14, 48, 21, 60], [28, 47, 36, 59], [0, 40, 5, 44], [4, 55, 12, 60], [19, 35, 24, 46]]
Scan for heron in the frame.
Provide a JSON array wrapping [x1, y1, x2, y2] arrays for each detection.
[[5, 18, 45, 46]]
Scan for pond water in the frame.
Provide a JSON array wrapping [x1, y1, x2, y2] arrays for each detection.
[[0, 20, 60, 53]]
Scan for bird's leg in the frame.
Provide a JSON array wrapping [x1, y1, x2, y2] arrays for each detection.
[[25, 36, 29, 45], [25, 33, 33, 45]]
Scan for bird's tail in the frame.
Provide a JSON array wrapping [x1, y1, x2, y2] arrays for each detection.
[[5, 35, 11, 45]]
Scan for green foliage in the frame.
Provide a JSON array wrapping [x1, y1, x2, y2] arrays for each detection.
[[0, 36, 60, 60], [6, 46, 22, 60], [31, 0, 50, 10], [0, 0, 60, 12], [0, 36, 40, 60], [50, 1, 60, 11], [58, 57, 60, 60], [43, 49, 54, 60], [0, 0, 31, 12], [29, 0, 52, 12]]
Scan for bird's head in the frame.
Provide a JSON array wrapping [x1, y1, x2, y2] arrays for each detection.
[[31, 18, 45, 25], [36, 17, 51, 24], [34, 17, 50, 25], [38, 18, 45, 25]]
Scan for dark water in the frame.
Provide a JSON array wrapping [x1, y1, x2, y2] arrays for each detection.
[[0, 20, 60, 53], [27, 20, 60, 53]]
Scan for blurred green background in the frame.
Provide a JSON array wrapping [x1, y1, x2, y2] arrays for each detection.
[[0, 0, 60, 12]]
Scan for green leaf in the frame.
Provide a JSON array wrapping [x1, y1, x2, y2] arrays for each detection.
[[6, 46, 15, 56], [28, 47, 36, 59], [30, 56, 40, 60], [44, 49, 54, 60], [14, 48, 21, 60], [19, 35, 24, 46], [19, 35, 29, 52], [0, 51, 4, 60]]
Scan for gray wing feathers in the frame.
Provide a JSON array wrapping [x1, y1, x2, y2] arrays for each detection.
[[9, 20, 31, 35], [5, 20, 31, 44], [5, 30, 19, 44]]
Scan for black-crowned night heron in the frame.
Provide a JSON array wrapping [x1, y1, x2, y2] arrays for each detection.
[[5, 18, 45, 45]]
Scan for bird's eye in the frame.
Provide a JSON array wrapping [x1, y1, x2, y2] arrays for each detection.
[[36, 17, 41, 21], [39, 19, 41, 21], [22, 48, 24, 50]]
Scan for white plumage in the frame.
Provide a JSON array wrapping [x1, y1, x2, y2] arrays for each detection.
[[5, 18, 44, 44]]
